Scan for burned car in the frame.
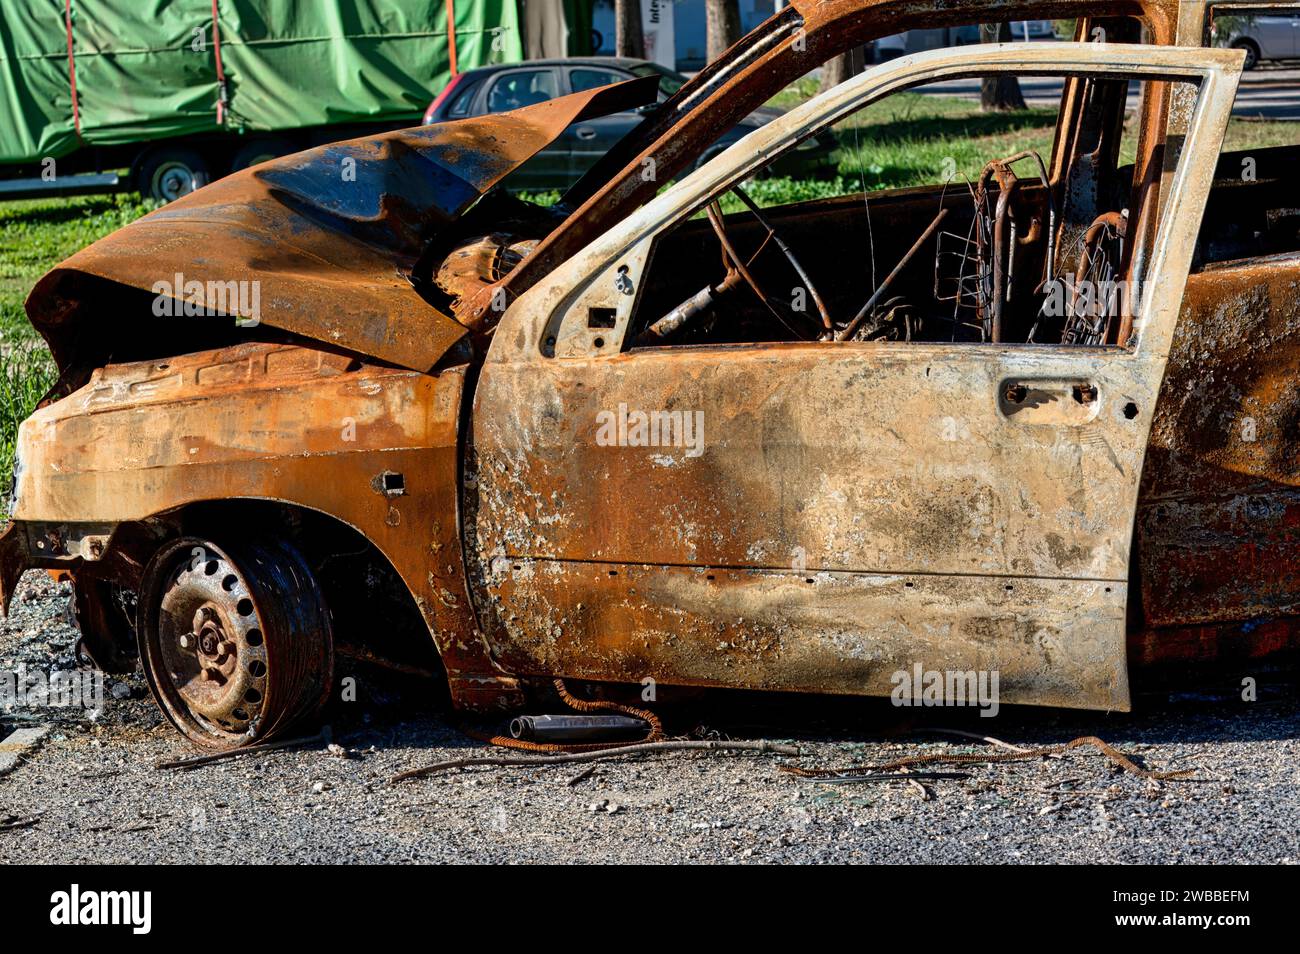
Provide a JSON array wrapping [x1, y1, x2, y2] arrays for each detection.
[[1, 0, 1296, 749]]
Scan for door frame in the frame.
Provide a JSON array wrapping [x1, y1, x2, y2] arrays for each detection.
[[489, 43, 1241, 365], [468, 43, 1242, 710]]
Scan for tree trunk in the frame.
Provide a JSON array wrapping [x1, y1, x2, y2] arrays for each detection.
[[820, 50, 863, 93], [979, 23, 1027, 111], [705, 0, 742, 63], [616, 0, 646, 59]]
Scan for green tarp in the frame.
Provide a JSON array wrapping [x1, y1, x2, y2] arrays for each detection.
[[0, 0, 523, 165]]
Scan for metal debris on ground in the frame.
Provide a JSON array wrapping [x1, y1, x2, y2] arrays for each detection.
[[510, 713, 650, 743], [389, 739, 802, 785], [472, 679, 663, 754], [0, 813, 43, 832], [155, 731, 328, 771], [782, 735, 1195, 782]]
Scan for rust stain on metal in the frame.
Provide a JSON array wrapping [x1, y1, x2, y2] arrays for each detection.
[[23, 76, 659, 379]]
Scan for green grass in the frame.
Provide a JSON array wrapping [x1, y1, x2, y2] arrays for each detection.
[[0, 342, 56, 519], [717, 87, 1297, 211], [1222, 118, 1300, 152], [0, 194, 152, 510], [0, 193, 155, 343]]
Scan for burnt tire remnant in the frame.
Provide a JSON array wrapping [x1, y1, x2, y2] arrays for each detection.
[[138, 536, 334, 749]]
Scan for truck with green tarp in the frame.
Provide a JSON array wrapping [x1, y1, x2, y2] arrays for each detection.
[[0, 0, 523, 201]]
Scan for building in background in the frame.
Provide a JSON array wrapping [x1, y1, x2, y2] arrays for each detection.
[[592, 0, 776, 71], [520, 0, 597, 57]]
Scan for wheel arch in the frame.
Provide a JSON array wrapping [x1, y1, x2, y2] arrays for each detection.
[[102, 497, 447, 682]]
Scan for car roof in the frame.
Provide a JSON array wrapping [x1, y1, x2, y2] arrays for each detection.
[[454, 57, 655, 81]]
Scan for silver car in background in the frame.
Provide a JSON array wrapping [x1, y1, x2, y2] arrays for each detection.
[[1214, 12, 1300, 69]]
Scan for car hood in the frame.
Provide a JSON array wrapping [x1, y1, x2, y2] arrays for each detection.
[[25, 76, 658, 375]]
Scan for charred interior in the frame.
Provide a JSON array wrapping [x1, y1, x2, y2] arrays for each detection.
[[617, 76, 1294, 354]]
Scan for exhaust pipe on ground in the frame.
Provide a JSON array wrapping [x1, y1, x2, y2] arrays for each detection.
[[509, 714, 650, 742]]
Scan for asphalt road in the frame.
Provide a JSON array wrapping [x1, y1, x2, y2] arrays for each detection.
[[922, 66, 1300, 119], [2, 571, 1297, 864]]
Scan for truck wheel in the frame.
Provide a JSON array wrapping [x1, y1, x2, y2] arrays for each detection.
[[230, 137, 296, 172], [136, 148, 211, 202], [138, 537, 334, 749], [1232, 39, 1260, 71]]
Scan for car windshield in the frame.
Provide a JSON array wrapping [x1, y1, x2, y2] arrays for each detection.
[[629, 62, 689, 98]]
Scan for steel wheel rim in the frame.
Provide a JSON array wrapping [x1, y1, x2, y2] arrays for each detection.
[[140, 536, 333, 749], [152, 547, 269, 741], [141, 542, 268, 746]]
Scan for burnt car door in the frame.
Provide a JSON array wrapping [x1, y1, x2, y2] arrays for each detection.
[[468, 44, 1241, 711]]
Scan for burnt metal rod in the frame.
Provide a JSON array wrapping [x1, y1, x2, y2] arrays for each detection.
[[730, 185, 833, 332], [155, 732, 326, 771], [0, 814, 43, 833], [510, 713, 650, 742], [389, 739, 802, 784], [837, 207, 949, 342]]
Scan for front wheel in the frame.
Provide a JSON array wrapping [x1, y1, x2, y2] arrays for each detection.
[[138, 537, 334, 748]]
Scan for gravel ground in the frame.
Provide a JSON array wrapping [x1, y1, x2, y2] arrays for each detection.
[[1, 570, 1297, 864]]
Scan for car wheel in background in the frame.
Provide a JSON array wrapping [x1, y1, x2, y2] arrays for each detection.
[[69, 576, 138, 674], [138, 536, 334, 749], [135, 147, 211, 202], [1232, 38, 1261, 71], [694, 145, 728, 171], [230, 136, 298, 173]]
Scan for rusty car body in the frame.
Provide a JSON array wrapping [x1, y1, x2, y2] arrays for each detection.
[[0, 0, 1296, 748]]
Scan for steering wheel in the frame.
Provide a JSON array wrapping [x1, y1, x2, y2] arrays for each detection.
[[638, 185, 832, 344], [712, 187, 832, 340]]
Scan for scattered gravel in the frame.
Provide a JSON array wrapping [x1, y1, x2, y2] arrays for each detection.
[[1, 570, 1297, 863]]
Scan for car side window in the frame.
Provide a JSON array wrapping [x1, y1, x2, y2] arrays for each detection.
[[448, 78, 484, 118], [620, 71, 1149, 352], [487, 70, 559, 112], [569, 68, 628, 94], [1193, 5, 1300, 267]]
